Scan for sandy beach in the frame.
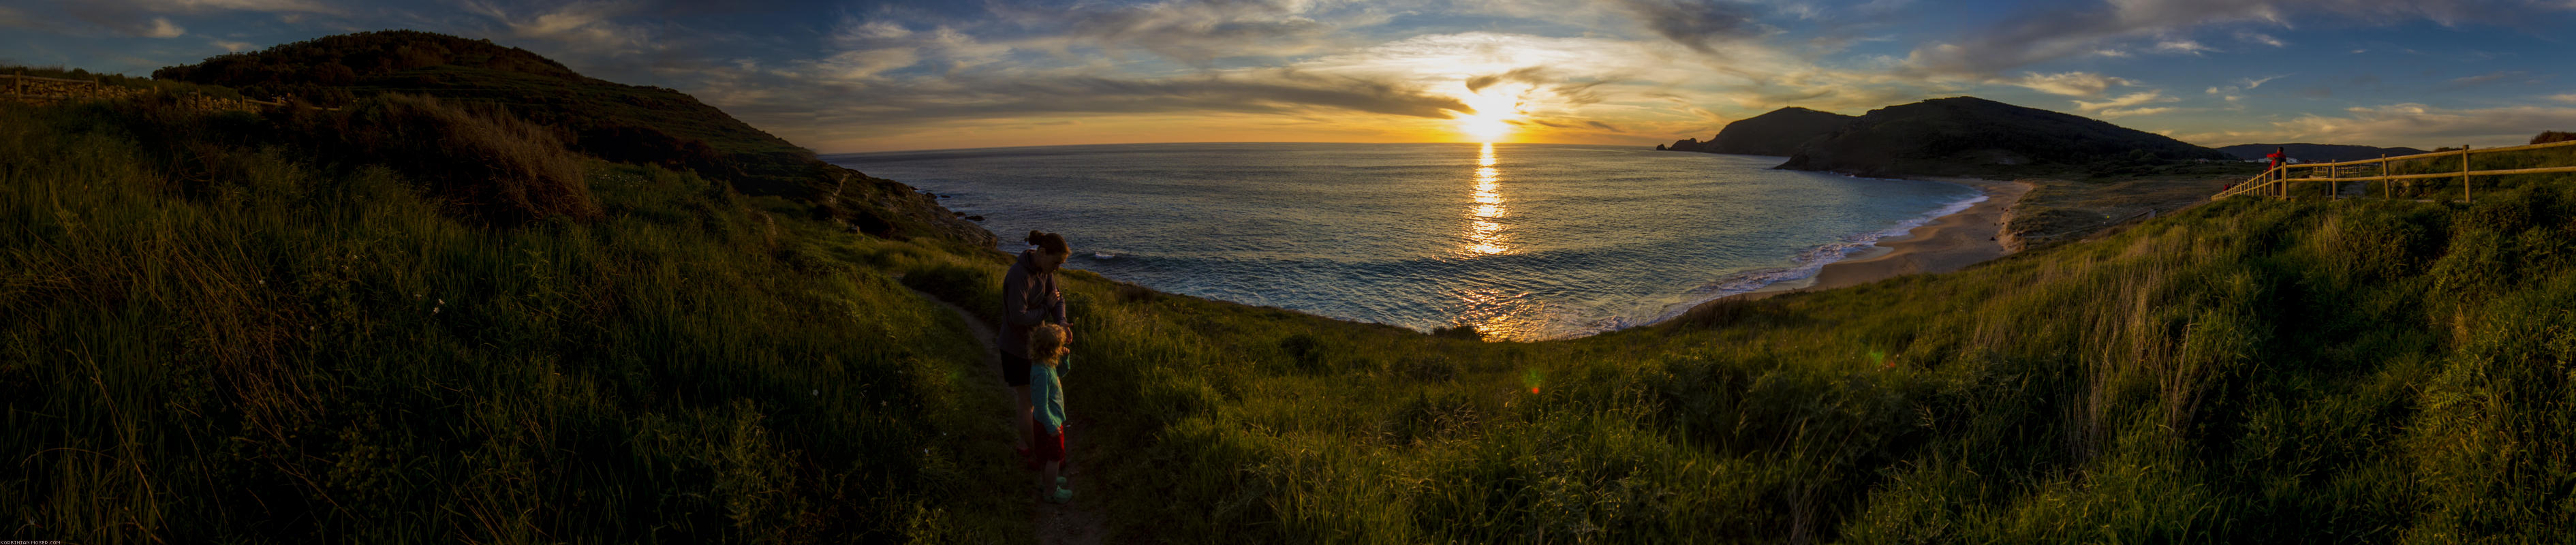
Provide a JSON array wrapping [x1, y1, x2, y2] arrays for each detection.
[[1720, 177, 2033, 302]]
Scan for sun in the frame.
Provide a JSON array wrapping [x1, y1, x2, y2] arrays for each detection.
[[1453, 89, 1524, 142]]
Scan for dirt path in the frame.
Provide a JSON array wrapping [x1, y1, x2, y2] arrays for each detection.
[[907, 287, 1106, 545]]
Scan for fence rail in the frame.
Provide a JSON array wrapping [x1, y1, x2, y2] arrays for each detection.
[[5, 71, 292, 108], [2212, 139, 2576, 202]]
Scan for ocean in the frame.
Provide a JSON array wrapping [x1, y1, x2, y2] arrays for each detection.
[[823, 142, 1981, 341]]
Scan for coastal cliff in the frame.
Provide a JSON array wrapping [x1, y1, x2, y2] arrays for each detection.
[[1664, 106, 1856, 156]]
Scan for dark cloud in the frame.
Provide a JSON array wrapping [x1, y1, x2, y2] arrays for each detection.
[[719, 68, 1471, 140], [1904, 0, 2571, 76], [999, 0, 1367, 65], [1607, 0, 1764, 54], [1464, 66, 1547, 93], [2443, 70, 2536, 90], [1464, 65, 1619, 108]]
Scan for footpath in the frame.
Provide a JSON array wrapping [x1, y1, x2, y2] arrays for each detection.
[[907, 288, 1106, 545]]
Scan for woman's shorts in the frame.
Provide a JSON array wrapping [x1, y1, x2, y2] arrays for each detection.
[[1000, 351, 1033, 387]]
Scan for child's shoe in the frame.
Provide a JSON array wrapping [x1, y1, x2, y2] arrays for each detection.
[[1048, 486, 1073, 503], [1056, 476, 1067, 488]]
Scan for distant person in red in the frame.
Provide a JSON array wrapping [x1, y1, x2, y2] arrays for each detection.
[[2266, 146, 2286, 172]]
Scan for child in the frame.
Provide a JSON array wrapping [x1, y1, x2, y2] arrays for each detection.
[[1028, 322, 1074, 503]]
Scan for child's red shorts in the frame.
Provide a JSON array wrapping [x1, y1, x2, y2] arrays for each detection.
[[1030, 422, 1066, 463]]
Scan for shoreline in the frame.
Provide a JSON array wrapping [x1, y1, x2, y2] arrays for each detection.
[[1688, 177, 2033, 305]]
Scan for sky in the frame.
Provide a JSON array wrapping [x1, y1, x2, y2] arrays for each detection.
[[5, 0, 2576, 153]]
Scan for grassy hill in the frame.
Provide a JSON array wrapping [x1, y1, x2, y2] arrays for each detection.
[[12, 42, 2576, 543], [151, 30, 991, 247], [1778, 97, 2233, 178]]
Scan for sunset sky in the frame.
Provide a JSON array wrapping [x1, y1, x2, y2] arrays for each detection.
[[7, 0, 2576, 152]]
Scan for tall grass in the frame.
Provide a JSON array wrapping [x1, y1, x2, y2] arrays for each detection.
[[14, 90, 2576, 542], [861, 175, 2576, 542], [0, 99, 1028, 543]]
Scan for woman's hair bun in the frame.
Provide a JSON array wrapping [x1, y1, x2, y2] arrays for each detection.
[[1027, 231, 1070, 255]]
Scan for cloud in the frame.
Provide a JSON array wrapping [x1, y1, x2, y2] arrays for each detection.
[[467, 0, 651, 54], [2005, 71, 2133, 97], [2178, 103, 2576, 147], [2235, 29, 2285, 46], [2152, 39, 2215, 54], [1607, 0, 1769, 54], [1901, 0, 2576, 76], [2073, 90, 2177, 113], [142, 17, 185, 37], [139, 0, 338, 12], [2098, 106, 2179, 118], [50, 0, 340, 37], [991, 0, 1397, 65], [2445, 70, 2534, 89], [2551, 93, 2576, 104], [771, 69, 1474, 136], [211, 39, 253, 52]]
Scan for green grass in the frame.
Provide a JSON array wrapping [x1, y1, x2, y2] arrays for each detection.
[[862, 175, 2576, 541], [12, 91, 2576, 543], [1, 99, 1028, 543]]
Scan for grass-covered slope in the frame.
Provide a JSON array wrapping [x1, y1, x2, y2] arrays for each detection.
[[841, 165, 2576, 542], [14, 59, 2576, 542], [0, 97, 1037, 543], [151, 30, 993, 247]]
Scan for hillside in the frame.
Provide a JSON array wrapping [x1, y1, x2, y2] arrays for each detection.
[[1776, 96, 2231, 177], [2217, 142, 2432, 162], [152, 30, 991, 246], [1661, 106, 1855, 155]]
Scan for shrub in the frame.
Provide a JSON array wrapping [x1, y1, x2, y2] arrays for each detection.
[[2532, 131, 2575, 144]]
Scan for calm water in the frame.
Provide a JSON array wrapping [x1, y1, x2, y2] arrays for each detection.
[[824, 142, 1979, 340]]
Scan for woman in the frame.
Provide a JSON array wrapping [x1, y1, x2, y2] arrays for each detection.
[[1002, 230, 1071, 463]]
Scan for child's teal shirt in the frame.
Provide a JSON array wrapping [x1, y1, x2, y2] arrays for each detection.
[[1031, 356, 1069, 433]]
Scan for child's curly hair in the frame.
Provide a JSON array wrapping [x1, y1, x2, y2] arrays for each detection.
[[1029, 322, 1070, 367]]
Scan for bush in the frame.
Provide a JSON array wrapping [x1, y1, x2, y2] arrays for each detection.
[[2533, 131, 2575, 145]]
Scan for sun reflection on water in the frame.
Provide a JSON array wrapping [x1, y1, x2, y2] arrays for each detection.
[[1444, 142, 1547, 341], [1463, 142, 1510, 256]]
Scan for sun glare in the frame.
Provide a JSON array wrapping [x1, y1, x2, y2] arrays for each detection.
[[1453, 89, 1524, 142]]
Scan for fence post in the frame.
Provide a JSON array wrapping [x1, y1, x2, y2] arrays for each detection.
[[2380, 154, 2389, 199], [2462, 144, 2472, 203]]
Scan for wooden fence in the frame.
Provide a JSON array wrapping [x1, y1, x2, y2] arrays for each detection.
[[5, 70, 290, 108], [2213, 139, 2576, 202]]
